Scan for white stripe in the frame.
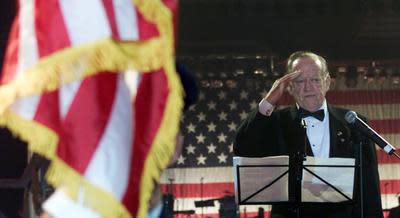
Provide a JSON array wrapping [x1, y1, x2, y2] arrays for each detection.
[[124, 70, 140, 100], [381, 134, 400, 148], [112, 0, 139, 40], [161, 167, 233, 184], [16, 0, 39, 78], [84, 75, 133, 199], [162, 164, 400, 183], [59, 0, 111, 45], [12, 0, 40, 120], [172, 197, 271, 214], [58, 0, 111, 118], [381, 194, 400, 209], [378, 163, 400, 180], [340, 104, 400, 120]]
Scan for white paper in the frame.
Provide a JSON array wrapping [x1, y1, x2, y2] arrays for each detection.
[[302, 157, 355, 202], [233, 156, 355, 204], [233, 156, 289, 203]]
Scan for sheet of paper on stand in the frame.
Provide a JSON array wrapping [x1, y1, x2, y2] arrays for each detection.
[[233, 156, 289, 203], [302, 157, 355, 202]]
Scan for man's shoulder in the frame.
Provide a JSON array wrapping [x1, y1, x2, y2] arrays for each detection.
[[328, 105, 349, 115], [273, 106, 295, 117], [328, 105, 369, 121]]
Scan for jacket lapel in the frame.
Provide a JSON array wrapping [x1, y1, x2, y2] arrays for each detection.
[[328, 105, 354, 158]]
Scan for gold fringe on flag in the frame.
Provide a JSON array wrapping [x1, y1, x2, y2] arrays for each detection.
[[132, 0, 184, 217], [0, 37, 165, 115]]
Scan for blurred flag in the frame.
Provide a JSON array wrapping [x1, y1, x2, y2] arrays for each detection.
[[0, 0, 182, 217]]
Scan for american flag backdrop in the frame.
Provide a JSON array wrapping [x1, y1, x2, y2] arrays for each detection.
[[160, 73, 400, 218]]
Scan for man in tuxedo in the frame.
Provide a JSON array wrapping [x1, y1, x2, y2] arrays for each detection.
[[234, 51, 383, 218]]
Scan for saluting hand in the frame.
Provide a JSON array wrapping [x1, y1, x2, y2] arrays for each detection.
[[265, 70, 301, 105]]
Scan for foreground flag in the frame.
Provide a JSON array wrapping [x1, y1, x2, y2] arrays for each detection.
[[0, 0, 182, 217]]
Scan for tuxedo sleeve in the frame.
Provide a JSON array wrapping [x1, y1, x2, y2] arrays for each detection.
[[234, 110, 281, 157]]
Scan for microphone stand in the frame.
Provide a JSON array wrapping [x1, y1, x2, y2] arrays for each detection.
[[393, 152, 400, 160], [293, 119, 308, 218], [356, 138, 364, 218]]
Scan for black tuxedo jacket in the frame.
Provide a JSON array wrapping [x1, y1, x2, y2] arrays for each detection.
[[234, 105, 383, 218]]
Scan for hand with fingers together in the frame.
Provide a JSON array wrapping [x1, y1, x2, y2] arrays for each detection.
[[265, 70, 301, 106]]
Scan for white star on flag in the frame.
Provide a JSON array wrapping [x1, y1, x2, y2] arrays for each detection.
[[229, 143, 234, 153], [197, 112, 206, 122], [177, 155, 186, 165], [229, 101, 237, 110], [207, 101, 217, 110], [189, 105, 196, 112], [249, 100, 258, 110], [207, 143, 217, 153], [239, 110, 248, 120], [227, 122, 237, 132], [217, 133, 227, 143], [186, 123, 196, 133], [240, 90, 248, 99], [218, 111, 228, 121], [196, 133, 206, 143], [218, 91, 226, 99], [197, 154, 207, 165], [186, 144, 196, 154], [207, 122, 217, 132], [217, 152, 228, 163]]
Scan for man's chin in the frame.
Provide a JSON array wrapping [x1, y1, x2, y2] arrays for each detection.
[[300, 101, 323, 112]]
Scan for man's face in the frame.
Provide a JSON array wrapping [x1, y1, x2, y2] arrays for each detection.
[[288, 57, 330, 112]]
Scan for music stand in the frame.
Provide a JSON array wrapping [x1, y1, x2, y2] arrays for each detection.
[[233, 156, 356, 206]]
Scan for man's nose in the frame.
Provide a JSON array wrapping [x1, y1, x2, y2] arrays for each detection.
[[304, 79, 312, 90]]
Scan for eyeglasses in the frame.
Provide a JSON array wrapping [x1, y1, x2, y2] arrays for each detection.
[[293, 77, 323, 87]]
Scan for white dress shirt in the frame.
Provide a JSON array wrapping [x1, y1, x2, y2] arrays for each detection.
[[259, 99, 330, 157]]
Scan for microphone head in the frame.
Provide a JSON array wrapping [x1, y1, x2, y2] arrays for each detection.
[[345, 111, 358, 124]]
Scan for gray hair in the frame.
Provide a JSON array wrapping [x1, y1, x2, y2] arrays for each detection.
[[287, 51, 329, 77]]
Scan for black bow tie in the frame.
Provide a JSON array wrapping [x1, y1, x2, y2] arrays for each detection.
[[298, 108, 325, 121]]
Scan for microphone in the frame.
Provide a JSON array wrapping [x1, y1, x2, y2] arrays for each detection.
[[345, 111, 396, 155]]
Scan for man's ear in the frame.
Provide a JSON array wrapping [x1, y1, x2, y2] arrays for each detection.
[[287, 82, 294, 95], [324, 74, 331, 92]]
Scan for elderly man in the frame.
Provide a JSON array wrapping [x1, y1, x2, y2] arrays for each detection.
[[234, 51, 383, 218]]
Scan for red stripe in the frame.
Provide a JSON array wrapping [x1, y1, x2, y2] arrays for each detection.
[[380, 180, 400, 194], [162, 179, 400, 198], [377, 150, 400, 164], [56, 0, 120, 173], [173, 212, 271, 218], [57, 74, 117, 173], [102, 0, 119, 38], [370, 119, 400, 134], [277, 90, 400, 106], [1, 12, 19, 84], [122, 1, 174, 216], [122, 69, 169, 215], [161, 182, 234, 198], [34, 0, 71, 57], [136, 0, 160, 40], [33, 0, 70, 141]]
